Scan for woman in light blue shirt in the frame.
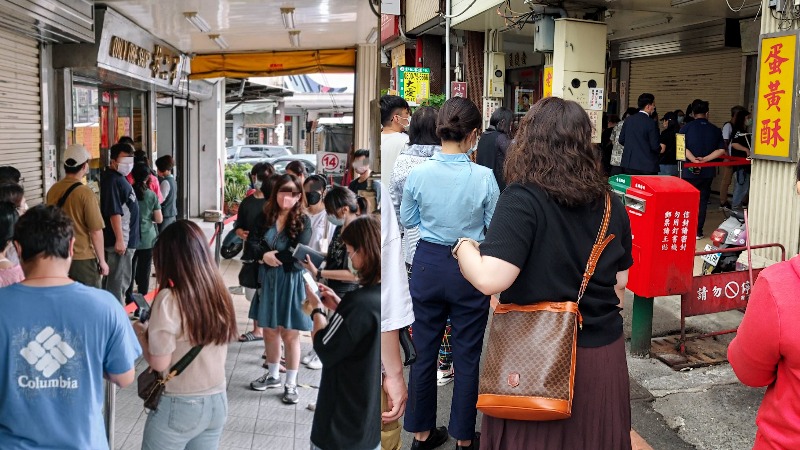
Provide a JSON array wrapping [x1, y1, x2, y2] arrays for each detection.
[[400, 96, 498, 450]]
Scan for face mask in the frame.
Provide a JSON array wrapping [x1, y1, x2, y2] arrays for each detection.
[[399, 115, 411, 131], [466, 133, 479, 157], [279, 193, 299, 210], [353, 163, 369, 175], [347, 256, 359, 277], [305, 191, 321, 205], [677, 116, 685, 124], [745, 118, 753, 127], [117, 157, 134, 176], [327, 214, 344, 226], [254, 181, 263, 190]]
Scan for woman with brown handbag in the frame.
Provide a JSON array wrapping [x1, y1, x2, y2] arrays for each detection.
[[454, 97, 634, 450]]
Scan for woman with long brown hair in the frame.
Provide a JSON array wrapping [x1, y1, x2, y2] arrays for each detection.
[[304, 215, 381, 450], [454, 97, 634, 449], [248, 173, 312, 404], [134, 220, 238, 449]]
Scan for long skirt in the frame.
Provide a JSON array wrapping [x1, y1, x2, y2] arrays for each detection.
[[479, 335, 632, 450]]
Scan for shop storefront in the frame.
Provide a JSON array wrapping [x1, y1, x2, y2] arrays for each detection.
[[52, 6, 189, 196], [0, 1, 94, 205]]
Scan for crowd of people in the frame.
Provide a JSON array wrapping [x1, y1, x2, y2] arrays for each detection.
[[0, 135, 382, 449]]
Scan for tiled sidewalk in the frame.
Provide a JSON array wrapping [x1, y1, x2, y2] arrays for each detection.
[[112, 221, 321, 450]]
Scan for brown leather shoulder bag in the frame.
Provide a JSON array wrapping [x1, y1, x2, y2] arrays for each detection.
[[476, 192, 615, 421]]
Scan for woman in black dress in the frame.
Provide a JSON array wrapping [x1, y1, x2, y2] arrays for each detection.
[[455, 97, 634, 450]]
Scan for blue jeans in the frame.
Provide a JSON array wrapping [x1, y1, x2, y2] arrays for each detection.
[[659, 164, 679, 176], [732, 169, 751, 208], [142, 392, 227, 450]]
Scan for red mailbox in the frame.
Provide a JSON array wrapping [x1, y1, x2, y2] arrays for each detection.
[[609, 175, 699, 297]]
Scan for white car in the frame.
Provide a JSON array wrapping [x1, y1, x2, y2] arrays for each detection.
[[226, 145, 293, 165]]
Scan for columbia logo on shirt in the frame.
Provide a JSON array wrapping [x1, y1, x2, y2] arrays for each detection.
[[18, 326, 79, 389]]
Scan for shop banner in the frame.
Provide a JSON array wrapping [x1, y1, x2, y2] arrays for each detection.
[[753, 32, 798, 161], [543, 65, 553, 98], [397, 66, 430, 104], [190, 49, 356, 79]]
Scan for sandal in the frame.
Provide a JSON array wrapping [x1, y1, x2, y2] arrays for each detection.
[[238, 332, 263, 342]]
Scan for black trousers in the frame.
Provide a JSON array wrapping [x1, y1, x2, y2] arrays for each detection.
[[623, 167, 658, 176], [685, 177, 714, 236], [126, 248, 153, 301]]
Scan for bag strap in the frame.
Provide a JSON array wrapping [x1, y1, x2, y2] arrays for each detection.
[[577, 192, 616, 304], [57, 182, 83, 208], [164, 345, 203, 381]]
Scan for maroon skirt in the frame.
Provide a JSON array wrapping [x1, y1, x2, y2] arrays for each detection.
[[479, 335, 632, 450]]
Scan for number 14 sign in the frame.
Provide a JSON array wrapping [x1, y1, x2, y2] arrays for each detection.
[[317, 152, 349, 175]]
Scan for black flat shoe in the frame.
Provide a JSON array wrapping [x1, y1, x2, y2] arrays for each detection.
[[456, 432, 480, 450], [411, 426, 449, 450]]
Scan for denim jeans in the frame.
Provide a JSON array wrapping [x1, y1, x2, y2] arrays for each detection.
[[142, 392, 227, 450], [659, 164, 679, 176], [732, 169, 751, 208]]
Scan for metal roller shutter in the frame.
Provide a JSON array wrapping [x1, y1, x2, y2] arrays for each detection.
[[0, 28, 41, 204], [628, 49, 742, 123]]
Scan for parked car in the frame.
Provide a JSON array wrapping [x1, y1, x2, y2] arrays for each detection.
[[269, 154, 317, 175], [226, 145, 292, 165]]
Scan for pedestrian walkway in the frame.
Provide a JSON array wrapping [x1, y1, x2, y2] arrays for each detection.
[[112, 220, 321, 450]]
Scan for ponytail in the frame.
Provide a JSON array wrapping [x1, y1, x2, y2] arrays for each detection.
[[356, 196, 368, 216]]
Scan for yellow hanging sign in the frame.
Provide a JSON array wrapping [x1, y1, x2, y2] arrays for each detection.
[[543, 65, 553, 98], [676, 133, 686, 161], [753, 33, 797, 160]]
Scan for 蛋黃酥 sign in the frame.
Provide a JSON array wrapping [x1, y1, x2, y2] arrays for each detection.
[[754, 33, 797, 160]]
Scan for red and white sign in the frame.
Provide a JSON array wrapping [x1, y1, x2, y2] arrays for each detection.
[[451, 81, 467, 98], [317, 152, 349, 175], [381, 14, 400, 45]]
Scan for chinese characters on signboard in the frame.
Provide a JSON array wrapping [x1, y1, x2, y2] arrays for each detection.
[[754, 34, 796, 159], [397, 66, 430, 104], [543, 66, 553, 98], [661, 210, 691, 253]]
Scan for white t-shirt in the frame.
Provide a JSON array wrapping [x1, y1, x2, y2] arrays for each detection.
[[722, 122, 733, 154], [380, 191, 414, 333], [308, 209, 336, 253], [380, 132, 409, 180]]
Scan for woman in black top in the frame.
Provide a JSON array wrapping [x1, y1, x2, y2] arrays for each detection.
[[304, 215, 381, 450], [730, 109, 752, 209], [658, 112, 680, 176], [454, 97, 634, 450], [475, 107, 513, 191], [300, 186, 364, 297]]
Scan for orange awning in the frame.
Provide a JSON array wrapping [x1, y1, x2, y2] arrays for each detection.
[[189, 48, 356, 79]]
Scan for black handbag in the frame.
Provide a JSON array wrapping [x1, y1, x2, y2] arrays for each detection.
[[238, 261, 261, 289], [137, 345, 203, 411]]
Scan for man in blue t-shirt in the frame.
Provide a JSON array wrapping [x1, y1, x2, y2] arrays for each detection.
[[682, 100, 726, 239], [100, 143, 140, 304], [0, 205, 141, 450]]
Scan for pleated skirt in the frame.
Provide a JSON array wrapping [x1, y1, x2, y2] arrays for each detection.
[[479, 335, 632, 450]]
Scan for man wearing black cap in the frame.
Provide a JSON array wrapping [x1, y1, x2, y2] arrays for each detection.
[[45, 144, 108, 287]]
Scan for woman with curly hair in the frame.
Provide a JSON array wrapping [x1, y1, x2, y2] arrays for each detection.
[[249, 174, 312, 405]]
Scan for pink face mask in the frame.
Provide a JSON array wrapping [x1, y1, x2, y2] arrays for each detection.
[[278, 192, 300, 210]]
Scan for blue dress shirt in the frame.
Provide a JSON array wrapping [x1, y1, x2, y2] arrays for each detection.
[[400, 152, 499, 246]]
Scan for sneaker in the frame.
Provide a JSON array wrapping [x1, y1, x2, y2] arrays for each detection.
[[301, 350, 316, 365], [410, 426, 448, 450], [306, 355, 323, 370], [282, 384, 299, 404], [456, 433, 480, 450], [306, 402, 316, 411], [696, 234, 704, 240], [250, 373, 282, 391], [437, 363, 454, 386]]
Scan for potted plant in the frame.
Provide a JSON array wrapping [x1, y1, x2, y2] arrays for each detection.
[[224, 164, 251, 215]]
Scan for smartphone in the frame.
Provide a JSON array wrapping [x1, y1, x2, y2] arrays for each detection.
[[131, 293, 151, 323], [302, 270, 320, 298]]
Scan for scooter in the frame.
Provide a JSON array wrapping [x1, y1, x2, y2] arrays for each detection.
[[701, 207, 747, 274]]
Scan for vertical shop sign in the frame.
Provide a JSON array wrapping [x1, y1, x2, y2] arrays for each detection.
[[398, 66, 430, 103], [676, 133, 686, 161], [753, 32, 798, 161], [451, 81, 467, 98], [543, 65, 553, 98]]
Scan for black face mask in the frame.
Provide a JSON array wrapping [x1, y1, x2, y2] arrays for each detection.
[[305, 191, 322, 205]]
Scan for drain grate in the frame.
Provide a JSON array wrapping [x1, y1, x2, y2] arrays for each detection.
[[650, 334, 730, 371]]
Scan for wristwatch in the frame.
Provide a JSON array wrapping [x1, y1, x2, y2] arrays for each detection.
[[451, 238, 477, 260], [316, 270, 323, 282], [310, 308, 326, 320]]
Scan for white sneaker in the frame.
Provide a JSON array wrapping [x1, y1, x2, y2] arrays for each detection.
[[306, 355, 323, 370], [301, 350, 315, 366], [437, 364, 454, 386]]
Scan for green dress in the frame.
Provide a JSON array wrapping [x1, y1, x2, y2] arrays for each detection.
[[137, 190, 160, 250], [248, 215, 312, 331]]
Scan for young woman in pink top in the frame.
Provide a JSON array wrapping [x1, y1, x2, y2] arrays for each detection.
[[0, 202, 24, 287], [728, 168, 800, 449]]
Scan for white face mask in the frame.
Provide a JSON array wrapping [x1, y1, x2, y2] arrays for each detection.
[[466, 132, 479, 157], [117, 157, 134, 176], [347, 256, 358, 277]]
